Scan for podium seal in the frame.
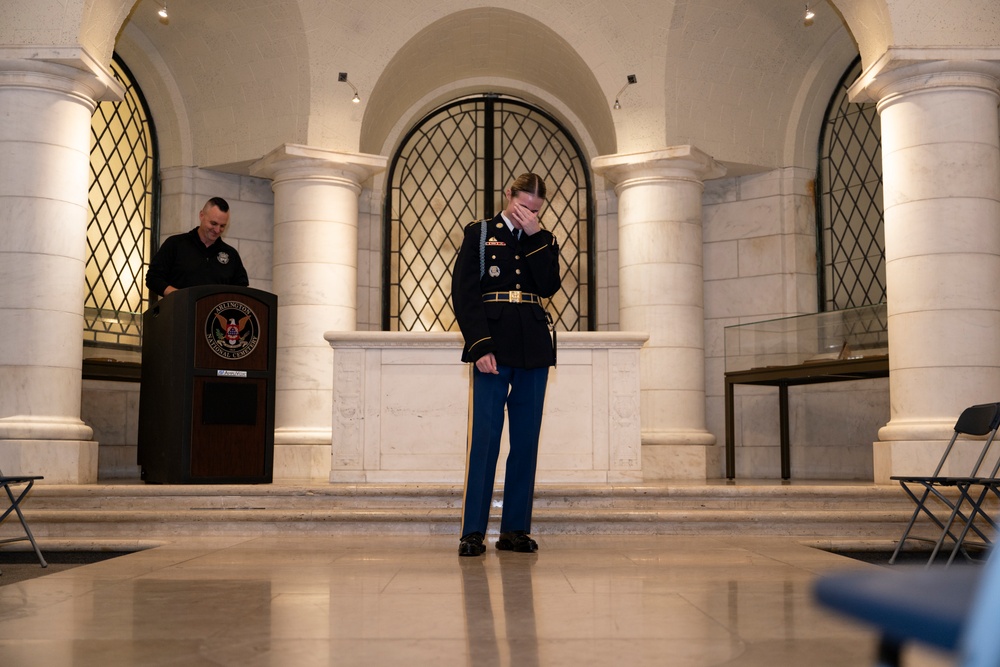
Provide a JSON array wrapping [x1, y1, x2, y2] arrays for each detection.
[[205, 300, 261, 360]]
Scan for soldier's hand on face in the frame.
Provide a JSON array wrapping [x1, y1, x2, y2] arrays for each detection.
[[511, 202, 541, 236], [476, 352, 499, 375]]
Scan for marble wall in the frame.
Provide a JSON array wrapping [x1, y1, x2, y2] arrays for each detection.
[[80, 164, 887, 482], [702, 168, 888, 480], [82, 379, 140, 479]]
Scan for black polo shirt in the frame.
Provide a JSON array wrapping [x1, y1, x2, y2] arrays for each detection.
[[146, 228, 249, 296]]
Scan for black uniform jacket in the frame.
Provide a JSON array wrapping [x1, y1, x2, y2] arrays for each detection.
[[146, 228, 250, 297], [452, 214, 561, 369]]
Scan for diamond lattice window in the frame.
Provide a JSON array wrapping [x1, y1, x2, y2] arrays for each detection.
[[85, 55, 157, 350], [818, 56, 884, 311], [385, 95, 592, 332]]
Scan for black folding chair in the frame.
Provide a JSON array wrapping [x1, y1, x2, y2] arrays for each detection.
[[0, 467, 47, 569], [889, 402, 1000, 566], [934, 453, 1000, 566]]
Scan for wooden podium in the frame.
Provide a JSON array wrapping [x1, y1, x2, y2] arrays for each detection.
[[137, 286, 277, 483]]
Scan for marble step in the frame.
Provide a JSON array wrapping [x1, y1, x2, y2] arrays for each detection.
[[0, 482, 930, 544]]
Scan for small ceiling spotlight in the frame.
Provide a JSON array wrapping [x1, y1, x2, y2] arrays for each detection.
[[613, 74, 638, 110], [338, 72, 361, 104], [803, 5, 815, 27], [157, 3, 169, 25]]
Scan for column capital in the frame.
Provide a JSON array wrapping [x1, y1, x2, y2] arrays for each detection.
[[0, 47, 123, 102], [250, 143, 388, 190], [848, 47, 1000, 105], [592, 146, 726, 190]]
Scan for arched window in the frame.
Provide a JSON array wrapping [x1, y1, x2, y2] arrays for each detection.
[[84, 54, 158, 354], [817, 56, 884, 311], [384, 94, 593, 332]]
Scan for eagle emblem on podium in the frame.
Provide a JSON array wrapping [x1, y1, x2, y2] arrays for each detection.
[[205, 301, 261, 360]]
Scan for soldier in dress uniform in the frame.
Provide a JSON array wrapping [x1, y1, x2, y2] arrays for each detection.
[[451, 173, 561, 557]]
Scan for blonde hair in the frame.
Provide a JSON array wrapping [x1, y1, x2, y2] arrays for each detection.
[[509, 173, 546, 201]]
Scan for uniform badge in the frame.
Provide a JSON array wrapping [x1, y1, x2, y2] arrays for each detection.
[[488, 265, 500, 277], [485, 236, 505, 247], [217, 251, 230, 265], [496, 222, 503, 229]]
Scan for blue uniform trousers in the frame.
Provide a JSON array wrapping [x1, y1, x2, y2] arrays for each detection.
[[461, 364, 549, 538]]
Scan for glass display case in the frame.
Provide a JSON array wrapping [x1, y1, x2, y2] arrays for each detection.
[[724, 303, 888, 373]]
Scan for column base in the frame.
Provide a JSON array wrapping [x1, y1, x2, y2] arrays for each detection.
[[273, 441, 331, 481], [274, 426, 332, 446], [0, 439, 98, 483], [872, 439, 989, 484], [641, 442, 712, 480]]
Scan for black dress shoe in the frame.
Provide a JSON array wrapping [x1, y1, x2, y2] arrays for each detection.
[[458, 532, 486, 557], [496, 531, 538, 553]]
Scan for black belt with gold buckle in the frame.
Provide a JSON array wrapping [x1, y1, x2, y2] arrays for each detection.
[[482, 290, 542, 305]]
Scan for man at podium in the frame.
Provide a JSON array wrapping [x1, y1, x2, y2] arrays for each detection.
[[146, 197, 249, 297]]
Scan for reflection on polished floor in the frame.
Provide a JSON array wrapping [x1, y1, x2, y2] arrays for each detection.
[[0, 535, 952, 666]]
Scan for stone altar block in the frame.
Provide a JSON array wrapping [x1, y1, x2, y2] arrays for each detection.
[[324, 331, 648, 483]]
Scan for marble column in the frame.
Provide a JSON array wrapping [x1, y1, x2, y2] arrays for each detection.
[[250, 144, 386, 480], [593, 147, 726, 479], [0, 54, 120, 482], [849, 56, 1000, 481]]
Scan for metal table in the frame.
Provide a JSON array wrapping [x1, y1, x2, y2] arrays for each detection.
[[724, 355, 888, 479]]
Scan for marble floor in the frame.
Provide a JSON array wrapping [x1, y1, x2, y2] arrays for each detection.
[[0, 535, 953, 667]]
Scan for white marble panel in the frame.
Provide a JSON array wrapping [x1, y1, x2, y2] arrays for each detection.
[[619, 264, 704, 307], [737, 235, 783, 277], [277, 304, 355, 348], [619, 220, 703, 264], [0, 253, 86, 312], [97, 443, 140, 479], [238, 175, 276, 205], [326, 332, 646, 483], [331, 348, 366, 470], [236, 239, 273, 283], [885, 198, 1000, 259], [702, 197, 782, 243], [0, 141, 90, 201], [0, 197, 87, 256], [641, 348, 706, 391], [887, 309, 1000, 367], [0, 439, 98, 483], [277, 346, 332, 391], [0, 366, 82, 421], [227, 201, 273, 243], [703, 274, 785, 318], [619, 186, 703, 224], [273, 218, 359, 265], [0, 309, 84, 366], [273, 263, 358, 306], [887, 365, 1000, 425], [275, 391, 332, 446], [703, 241, 738, 280], [81, 384, 128, 446], [376, 364, 468, 461], [622, 305, 704, 347], [641, 385, 707, 421], [700, 176, 733, 205], [272, 183, 359, 226], [888, 254, 1000, 312], [275, 443, 331, 481], [0, 88, 92, 146], [883, 143, 1000, 206], [884, 88, 1000, 147]]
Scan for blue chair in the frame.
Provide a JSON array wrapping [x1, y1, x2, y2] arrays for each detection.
[[814, 549, 999, 667]]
